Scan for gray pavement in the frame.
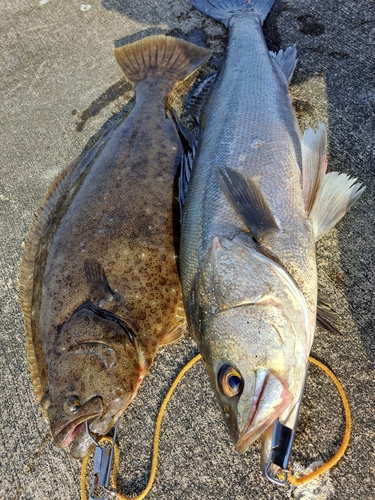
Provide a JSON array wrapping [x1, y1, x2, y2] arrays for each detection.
[[1, 0, 374, 499]]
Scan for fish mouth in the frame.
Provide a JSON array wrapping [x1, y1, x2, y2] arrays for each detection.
[[53, 396, 104, 448], [54, 412, 103, 448], [236, 371, 292, 454]]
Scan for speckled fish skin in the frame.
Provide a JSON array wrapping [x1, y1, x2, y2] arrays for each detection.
[[19, 35, 211, 459], [180, 0, 363, 473]]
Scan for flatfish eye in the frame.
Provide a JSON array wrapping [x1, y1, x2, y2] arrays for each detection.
[[219, 365, 243, 397], [64, 395, 81, 414]]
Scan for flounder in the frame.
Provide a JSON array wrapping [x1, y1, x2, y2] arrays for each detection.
[[19, 35, 211, 458]]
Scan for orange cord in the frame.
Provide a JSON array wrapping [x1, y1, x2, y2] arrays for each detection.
[[287, 356, 351, 485], [81, 353, 351, 497]]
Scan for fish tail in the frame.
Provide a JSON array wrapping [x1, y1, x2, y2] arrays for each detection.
[[114, 35, 211, 88], [190, 0, 275, 26]]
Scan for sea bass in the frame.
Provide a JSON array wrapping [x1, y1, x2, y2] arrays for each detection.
[[180, 0, 364, 479], [19, 35, 210, 459]]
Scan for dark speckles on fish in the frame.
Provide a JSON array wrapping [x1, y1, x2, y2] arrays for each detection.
[[18, 35, 211, 458], [180, 0, 364, 479]]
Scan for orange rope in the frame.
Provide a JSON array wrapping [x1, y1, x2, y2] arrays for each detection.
[[288, 356, 351, 485], [81, 353, 351, 497]]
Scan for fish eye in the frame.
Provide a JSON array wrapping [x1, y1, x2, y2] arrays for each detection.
[[218, 365, 243, 397], [64, 395, 81, 414]]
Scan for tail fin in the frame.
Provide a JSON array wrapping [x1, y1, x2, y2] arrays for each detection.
[[114, 35, 211, 88], [190, 0, 275, 26]]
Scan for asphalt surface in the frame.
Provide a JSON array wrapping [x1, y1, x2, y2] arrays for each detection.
[[1, 0, 374, 499]]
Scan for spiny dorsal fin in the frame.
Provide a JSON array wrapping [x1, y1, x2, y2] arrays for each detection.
[[168, 106, 196, 153], [185, 72, 217, 123], [18, 160, 77, 401], [114, 35, 211, 88], [301, 123, 327, 215], [310, 172, 365, 240], [270, 45, 297, 85], [217, 166, 279, 242], [178, 139, 197, 218]]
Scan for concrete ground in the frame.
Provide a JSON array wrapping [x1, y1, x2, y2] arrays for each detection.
[[1, 0, 374, 498]]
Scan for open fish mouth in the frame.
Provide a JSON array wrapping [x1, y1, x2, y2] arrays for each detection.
[[54, 412, 103, 448], [236, 371, 292, 454]]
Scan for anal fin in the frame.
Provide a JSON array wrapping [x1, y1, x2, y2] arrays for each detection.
[[217, 167, 279, 242], [301, 123, 327, 215], [310, 172, 365, 240], [270, 45, 297, 85]]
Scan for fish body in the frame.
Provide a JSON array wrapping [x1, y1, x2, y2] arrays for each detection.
[[180, 0, 364, 474], [19, 35, 211, 458]]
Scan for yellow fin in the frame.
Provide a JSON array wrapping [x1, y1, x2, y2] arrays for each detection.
[[114, 35, 211, 88]]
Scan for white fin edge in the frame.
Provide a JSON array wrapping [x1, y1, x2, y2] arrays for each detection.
[[301, 123, 327, 214], [270, 45, 297, 85], [310, 172, 365, 241]]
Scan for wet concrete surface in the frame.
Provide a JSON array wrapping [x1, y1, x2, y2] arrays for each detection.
[[1, 0, 374, 498]]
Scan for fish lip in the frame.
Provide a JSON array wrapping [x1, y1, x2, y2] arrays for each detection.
[[54, 411, 103, 448], [235, 371, 292, 454]]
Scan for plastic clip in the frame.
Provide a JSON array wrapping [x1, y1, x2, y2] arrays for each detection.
[[86, 420, 119, 500], [264, 362, 310, 485]]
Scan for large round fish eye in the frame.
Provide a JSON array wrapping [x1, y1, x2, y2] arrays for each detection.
[[64, 395, 81, 414], [218, 365, 243, 397]]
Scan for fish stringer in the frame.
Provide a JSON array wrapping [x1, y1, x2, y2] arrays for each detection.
[[81, 354, 351, 498]]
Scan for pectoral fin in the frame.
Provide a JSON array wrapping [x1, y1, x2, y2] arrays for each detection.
[[84, 259, 117, 307], [217, 167, 279, 242]]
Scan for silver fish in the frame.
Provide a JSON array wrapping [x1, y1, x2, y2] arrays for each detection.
[[180, 0, 364, 478]]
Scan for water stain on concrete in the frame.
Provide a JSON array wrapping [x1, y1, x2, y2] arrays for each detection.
[[297, 15, 325, 36]]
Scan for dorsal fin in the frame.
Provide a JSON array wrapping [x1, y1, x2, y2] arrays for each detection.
[[217, 166, 279, 242], [185, 72, 217, 123], [178, 139, 197, 218], [114, 35, 211, 89], [18, 160, 77, 401]]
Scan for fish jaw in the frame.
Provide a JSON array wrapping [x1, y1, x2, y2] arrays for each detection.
[[236, 370, 292, 454], [52, 395, 103, 448]]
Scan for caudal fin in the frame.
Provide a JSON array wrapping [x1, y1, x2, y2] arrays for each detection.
[[114, 35, 211, 88], [190, 0, 275, 26]]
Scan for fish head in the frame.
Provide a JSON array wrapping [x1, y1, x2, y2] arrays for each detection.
[[191, 236, 312, 458], [42, 306, 143, 458]]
